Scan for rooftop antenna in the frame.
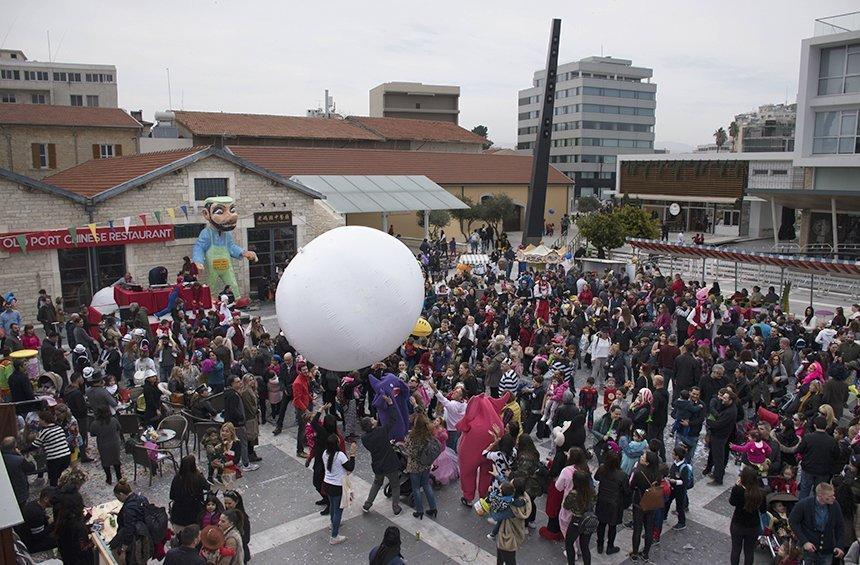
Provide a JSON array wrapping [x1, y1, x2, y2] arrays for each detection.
[[325, 89, 331, 118], [46, 30, 51, 61], [166, 67, 173, 110], [0, 14, 19, 50], [600, 44, 603, 57], [52, 29, 67, 62], [181, 89, 184, 110]]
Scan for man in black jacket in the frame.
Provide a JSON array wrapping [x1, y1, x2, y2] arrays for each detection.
[[647, 374, 669, 460], [165, 524, 206, 565], [797, 416, 841, 499], [63, 373, 94, 462], [8, 359, 35, 416], [706, 388, 738, 486], [224, 375, 256, 472], [673, 344, 701, 402], [360, 395, 401, 515], [2, 436, 34, 506], [698, 363, 727, 407], [679, 387, 705, 463], [273, 352, 297, 435], [40, 331, 70, 386], [789, 482, 844, 562]]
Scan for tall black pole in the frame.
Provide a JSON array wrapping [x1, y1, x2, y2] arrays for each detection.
[[523, 18, 561, 245]]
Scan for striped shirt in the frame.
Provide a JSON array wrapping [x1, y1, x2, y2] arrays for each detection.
[[33, 424, 71, 460], [551, 360, 575, 387], [498, 370, 520, 394]]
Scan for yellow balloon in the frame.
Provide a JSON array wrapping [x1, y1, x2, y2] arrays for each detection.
[[412, 317, 432, 337]]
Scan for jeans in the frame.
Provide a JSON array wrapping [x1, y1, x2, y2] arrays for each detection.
[[276, 394, 291, 428], [328, 492, 343, 537], [591, 357, 606, 387], [799, 470, 830, 500], [446, 430, 460, 452], [666, 484, 686, 526], [631, 506, 654, 556], [236, 425, 250, 467], [729, 526, 758, 565], [409, 470, 437, 514], [365, 470, 401, 511], [295, 410, 306, 454], [565, 520, 592, 565]]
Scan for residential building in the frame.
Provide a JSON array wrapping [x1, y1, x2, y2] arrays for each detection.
[[694, 142, 732, 153], [228, 146, 572, 240], [616, 152, 801, 238], [369, 82, 460, 124], [749, 12, 860, 254], [0, 147, 344, 310], [0, 49, 118, 107], [171, 110, 484, 152], [517, 56, 656, 199], [733, 103, 796, 152], [0, 104, 142, 179]]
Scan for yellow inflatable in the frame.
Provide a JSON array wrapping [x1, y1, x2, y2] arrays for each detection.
[[412, 317, 432, 337]]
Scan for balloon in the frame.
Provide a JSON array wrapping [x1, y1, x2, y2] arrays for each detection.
[[412, 317, 432, 337], [275, 226, 424, 371], [91, 286, 118, 314]]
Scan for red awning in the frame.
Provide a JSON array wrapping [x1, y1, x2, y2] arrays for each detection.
[[627, 238, 860, 277]]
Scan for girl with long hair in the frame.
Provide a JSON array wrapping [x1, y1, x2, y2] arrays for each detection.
[[629, 450, 660, 561], [729, 466, 765, 565], [404, 413, 439, 520], [169, 454, 208, 531], [223, 490, 251, 563], [323, 433, 357, 545]]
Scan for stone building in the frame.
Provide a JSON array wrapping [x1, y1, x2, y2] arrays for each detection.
[[0, 104, 142, 179], [0, 146, 343, 317]]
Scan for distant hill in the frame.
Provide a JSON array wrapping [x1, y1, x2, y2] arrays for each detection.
[[654, 141, 695, 153]]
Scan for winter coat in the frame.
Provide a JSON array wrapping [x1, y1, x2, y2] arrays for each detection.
[[594, 466, 631, 525], [89, 416, 122, 467]]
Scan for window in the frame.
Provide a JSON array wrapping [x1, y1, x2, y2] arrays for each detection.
[[70, 95, 83, 106], [193, 177, 229, 201], [175, 223, 206, 240], [53, 72, 67, 81], [415, 103, 420, 109], [579, 172, 596, 179], [813, 110, 860, 154], [753, 169, 768, 175], [86, 95, 99, 107], [30, 93, 46, 104], [1, 93, 15, 103], [9, 53, 16, 59], [518, 126, 538, 135], [0, 69, 20, 80], [518, 110, 539, 120], [68, 72, 81, 82], [599, 172, 614, 179], [580, 103, 653, 116], [24, 71, 48, 81], [818, 43, 860, 95], [99, 144, 114, 158], [516, 141, 533, 150], [31, 143, 56, 169], [771, 169, 788, 175]]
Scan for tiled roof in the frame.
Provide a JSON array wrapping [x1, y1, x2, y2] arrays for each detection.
[[42, 147, 206, 196], [346, 116, 486, 144], [229, 146, 572, 185], [0, 104, 142, 129], [172, 111, 383, 141]]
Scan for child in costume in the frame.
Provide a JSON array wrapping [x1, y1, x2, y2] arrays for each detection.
[[730, 429, 772, 475], [430, 417, 459, 486]]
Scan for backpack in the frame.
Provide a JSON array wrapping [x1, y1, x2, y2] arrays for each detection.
[[129, 522, 153, 564], [578, 511, 599, 536], [680, 462, 695, 490], [143, 502, 169, 545], [419, 439, 442, 467]]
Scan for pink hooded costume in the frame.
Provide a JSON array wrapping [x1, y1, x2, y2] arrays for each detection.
[[455, 392, 510, 502]]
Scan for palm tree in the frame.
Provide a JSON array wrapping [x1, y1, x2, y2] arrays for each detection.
[[714, 127, 728, 151], [728, 121, 739, 151]]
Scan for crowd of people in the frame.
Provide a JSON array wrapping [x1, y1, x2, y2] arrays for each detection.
[[5, 231, 860, 564]]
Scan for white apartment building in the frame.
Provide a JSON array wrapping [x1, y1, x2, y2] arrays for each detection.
[[0, 49, 118, 108], [748, 13, 860, 254], [517, 56, 656, 203]]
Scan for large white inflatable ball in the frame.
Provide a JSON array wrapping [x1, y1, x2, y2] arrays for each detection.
[[275, 226, 424, 371]]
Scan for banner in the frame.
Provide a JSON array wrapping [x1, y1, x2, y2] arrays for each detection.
[[0, 225, 175, 253]]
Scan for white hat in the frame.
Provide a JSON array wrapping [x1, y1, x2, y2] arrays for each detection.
[[122, 333, 132, 343], [73, 344, 86, 354], [82, 367, 95, 379]]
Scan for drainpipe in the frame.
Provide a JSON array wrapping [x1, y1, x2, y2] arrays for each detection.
[[3, 131, 13, 171], [73, 126, 79, 164]]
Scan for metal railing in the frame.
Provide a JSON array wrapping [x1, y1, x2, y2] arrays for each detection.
[[814, 11, 860, 35]]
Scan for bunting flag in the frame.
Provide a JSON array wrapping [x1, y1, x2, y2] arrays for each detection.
[[180, 205, 189, 220], [87, 223, 99, 242], [122, 216, 131, 233], [139, 213, 147, 226], [108, 219, 115, 231], [68, 226, 78, 246], [166, 208, 175, 220], [154, 211, 162, 224], [16, 234, 27, 253]]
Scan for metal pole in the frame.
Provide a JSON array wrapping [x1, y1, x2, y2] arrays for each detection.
[[423, 210, 430, 241], [779, 267, 784, 293], [701, 258, 706, 284], [770, 198, 779, 247], [381, 211, 389, 233], [831, 198, 839, 259], [809, 274, 814, 307], [734, 262, 738, 292]]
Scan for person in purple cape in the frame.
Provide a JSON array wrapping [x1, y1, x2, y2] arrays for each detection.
[[369, 373, 411, 441]]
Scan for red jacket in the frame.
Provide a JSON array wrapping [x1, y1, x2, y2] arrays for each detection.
[[292, 374, 311, 412]]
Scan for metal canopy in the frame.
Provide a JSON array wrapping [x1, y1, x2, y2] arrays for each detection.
[[288, 175, 469, 214]]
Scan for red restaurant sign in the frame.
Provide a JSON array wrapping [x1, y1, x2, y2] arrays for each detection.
[[0, 225, 175, 253]]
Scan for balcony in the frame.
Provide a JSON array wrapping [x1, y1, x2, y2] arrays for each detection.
[[814, 11, 860, 36]]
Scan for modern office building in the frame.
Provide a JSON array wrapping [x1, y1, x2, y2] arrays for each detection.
[[733, 103, 796, 152], [746, 12, 860, 254], [517, 56, 656, 203], [0, 49, 118, 108], [369, 82, 460, 124]]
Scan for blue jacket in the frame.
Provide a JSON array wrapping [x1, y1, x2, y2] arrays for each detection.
[[789, 496, 844, 554]]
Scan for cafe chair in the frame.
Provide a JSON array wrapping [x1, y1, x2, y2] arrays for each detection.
[[158, 414, 188, 459], [208, 392, 225, 413], [180, 409, 208, 452], [132, 444, 177, 486], [117, 413, 142, 440], [194, 420, 223, 459]]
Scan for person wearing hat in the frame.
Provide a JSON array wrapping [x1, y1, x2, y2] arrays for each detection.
[[86, 370, 118, 416], [200, 524, 226, 563], [72, 343, 91, 374], [63, 373, 94, 463], [40, 330, 70, 385], [192, 195, 258, 297], [137, 368, 162, 425]]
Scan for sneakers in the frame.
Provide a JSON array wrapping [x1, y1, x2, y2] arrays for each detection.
[[672, 522, 687, 530], [241, 464, 259, 472], [362, 503, 371, 513], [606, 546, 620, 555], [329, 535, 346, 545], [296, 451, 309, 459], [486, 533, 496, 541], [393, 506, 402, 516]]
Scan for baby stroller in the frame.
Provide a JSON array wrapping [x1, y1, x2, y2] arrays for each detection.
[[382, 445, 413, 506], [759, 492, 799, 563]]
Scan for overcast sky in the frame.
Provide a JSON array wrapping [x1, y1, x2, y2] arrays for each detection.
[[4, 0, 858, 148]]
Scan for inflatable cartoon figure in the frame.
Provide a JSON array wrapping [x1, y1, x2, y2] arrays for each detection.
[[368, 373, 411, 441], [192, 196, 257, 296], [456, 392, 510, 503]]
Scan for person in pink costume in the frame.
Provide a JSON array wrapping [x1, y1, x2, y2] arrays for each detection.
[[455, 392, 510, 505]]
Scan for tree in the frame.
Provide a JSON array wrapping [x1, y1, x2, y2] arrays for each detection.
[[728, 121, 739, 151], [576, 211, 625, 259], [577, 195, 601, 213], [613, 204, 660, 240], [714, 127, 728, 150], [415, 209, 452, 238], [478, 193, 516, 239], [450, 196, 479, 236], [471, 124, 494, 150]]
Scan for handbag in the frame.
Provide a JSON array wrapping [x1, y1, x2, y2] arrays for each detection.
[[638, 472, 664, 512], [340, 474, 354, 510]]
